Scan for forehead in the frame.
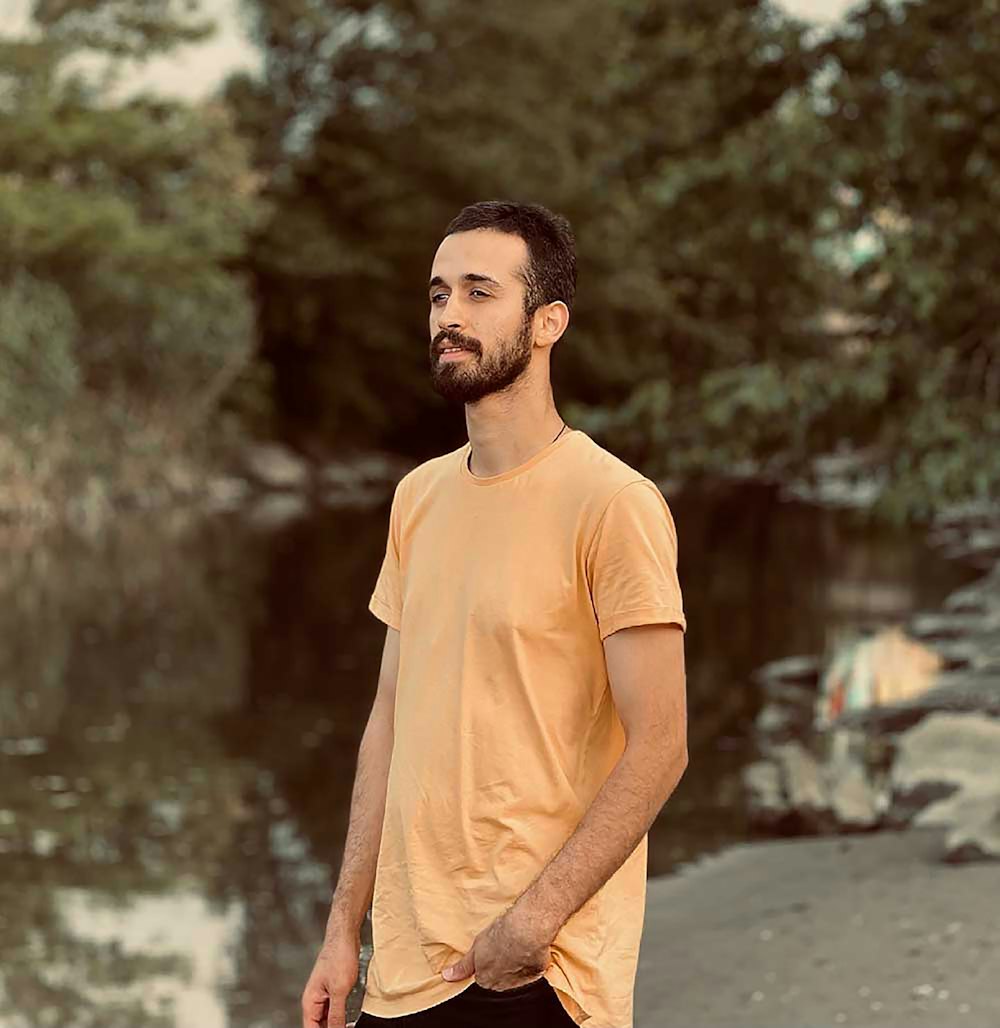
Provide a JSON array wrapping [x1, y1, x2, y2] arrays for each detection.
[[430, 228, 528, 286]]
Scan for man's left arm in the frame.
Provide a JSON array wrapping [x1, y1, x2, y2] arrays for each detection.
[[508, 620, 688, 941]]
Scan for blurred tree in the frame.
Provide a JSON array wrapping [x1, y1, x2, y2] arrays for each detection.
[[0, 1, 268, 509], [0, 271, 80, 431], [228, 0, 841, 463], [814, 0, 1000, 518], [229, 0, 995, 518]]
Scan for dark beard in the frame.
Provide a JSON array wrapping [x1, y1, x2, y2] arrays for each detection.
[[429, 314, 533, 405]]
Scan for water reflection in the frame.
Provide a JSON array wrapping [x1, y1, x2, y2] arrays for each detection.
[[0, 483, 978, 1026], [56, 888, 241, 1027]]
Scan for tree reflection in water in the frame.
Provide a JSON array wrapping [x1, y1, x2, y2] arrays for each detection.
[[0, 510, 362, 1028]]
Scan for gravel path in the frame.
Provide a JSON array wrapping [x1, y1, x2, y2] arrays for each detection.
[[636, 828, 1000, 1028]]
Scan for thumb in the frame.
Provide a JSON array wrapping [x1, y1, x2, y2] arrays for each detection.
[[441, 948, 475, 982]]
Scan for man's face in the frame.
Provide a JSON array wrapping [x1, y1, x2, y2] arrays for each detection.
[[427, 228, 535, 405]]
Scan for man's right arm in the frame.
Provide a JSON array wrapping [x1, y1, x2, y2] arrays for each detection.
[[301, 623, 399, 1028]]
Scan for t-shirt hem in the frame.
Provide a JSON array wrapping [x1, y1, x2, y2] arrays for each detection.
[[361, 975, 596, 1026], [598, 605, 687, 640], [368, 592, 401, 630], [360, 979, 473, 1018]]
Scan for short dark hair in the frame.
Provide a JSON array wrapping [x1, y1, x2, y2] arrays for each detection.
[[443, 200, 577, 317]]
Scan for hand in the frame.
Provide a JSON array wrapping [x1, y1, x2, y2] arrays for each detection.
[[440, 905, 555, 992], [301, 931, 360, 1028]]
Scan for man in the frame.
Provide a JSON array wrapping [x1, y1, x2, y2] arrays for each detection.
[[301, 200, 688, 1028]]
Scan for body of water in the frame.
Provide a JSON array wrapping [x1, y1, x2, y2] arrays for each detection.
[[0, 480, 978, 1027]]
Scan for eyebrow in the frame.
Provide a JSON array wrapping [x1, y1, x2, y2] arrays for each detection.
[[429, 273, 503, 291]]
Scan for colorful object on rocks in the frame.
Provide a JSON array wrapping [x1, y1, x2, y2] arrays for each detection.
[[816, 626, 943, 727]]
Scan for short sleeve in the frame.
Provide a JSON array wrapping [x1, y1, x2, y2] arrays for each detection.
[[368, 481, 404, 630], [586, 479, 687, 641]]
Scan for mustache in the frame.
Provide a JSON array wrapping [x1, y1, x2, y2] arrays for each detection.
[[434, 332, 479, 353]]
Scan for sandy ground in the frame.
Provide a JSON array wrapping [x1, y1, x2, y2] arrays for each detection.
[[635, 828, 1000, 1028]]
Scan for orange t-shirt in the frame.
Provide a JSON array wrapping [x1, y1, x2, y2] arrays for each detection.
[[363, 428, 686, 1028]]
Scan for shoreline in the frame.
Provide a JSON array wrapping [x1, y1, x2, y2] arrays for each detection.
[[742, 491, 1000, 848], [636, 494, 1000, 1027], [637, 827, 1000, 1028]]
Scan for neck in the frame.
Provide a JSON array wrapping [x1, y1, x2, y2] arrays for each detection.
[[464, 384, 566, 478]]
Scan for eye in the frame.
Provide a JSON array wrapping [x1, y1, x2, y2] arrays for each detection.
[[430, 289, 490, 304]]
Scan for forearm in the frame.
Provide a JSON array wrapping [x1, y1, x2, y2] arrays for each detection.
[[325, 703, 394, 941], [511, 733, 687, 938]]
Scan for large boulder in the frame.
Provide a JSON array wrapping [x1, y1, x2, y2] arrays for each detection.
[[944, 800, 1000, 863], [772, 742, 828, 817], [890, 712, 1000, 828], [742, 760, 788, 830], [824, 754, 883, 829], [742, 737, 885, 834]]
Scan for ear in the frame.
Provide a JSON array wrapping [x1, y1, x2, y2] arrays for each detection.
[[535, 299, 570, 349]]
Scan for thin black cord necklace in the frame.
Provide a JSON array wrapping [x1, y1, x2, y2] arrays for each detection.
[[467, 420, 568, 473]]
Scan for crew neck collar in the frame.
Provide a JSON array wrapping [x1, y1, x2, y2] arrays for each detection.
[[460, 428, 582, 486]]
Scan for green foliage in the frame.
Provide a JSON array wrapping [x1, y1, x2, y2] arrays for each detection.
[[3, 0, 994, 522], [812, 0, 1000, 516], [30, 0, 214, 58], [0, 4, 268, 513], [0, 271, 81, 429], [230, 0, 997, 519], [229, 0, 834, 454]]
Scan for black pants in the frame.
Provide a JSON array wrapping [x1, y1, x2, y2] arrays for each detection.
[[354, 977, 578, 1027]]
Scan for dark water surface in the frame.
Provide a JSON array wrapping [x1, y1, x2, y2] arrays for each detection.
[[0, 482, 977, 1027]]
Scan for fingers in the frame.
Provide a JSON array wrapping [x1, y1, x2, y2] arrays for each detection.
[[302, 990, 350, 1028], [324, 994, 349, 1028], [302, 988, 329, 1028]]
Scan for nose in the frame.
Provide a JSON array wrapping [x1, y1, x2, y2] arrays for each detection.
[[435, 293, 466, 331]]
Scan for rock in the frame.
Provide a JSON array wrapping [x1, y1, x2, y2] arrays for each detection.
[[319, 452, 414, 506], [834, 669, 1000, 734], [351, 452, 408, 481], [932, 498, 998, 530], [779, 454, 887, 509], [887, 781, 959, 827], [773, 742, 829, 816], [758, 679, 817, 706], [743, 761, 788, 829], [751, 655, 821, 690], [320, 452, 413, 489], [890, 712, 1000, 826], [929, 636, 1000, 673], [204, 475, 253, 511], [907, 610, 1000, 641], [319, 462, 368, 490], [244, 493, 309, 531], [824, 757, 882, 829], [242, 443, 311, 490], [754, 699, 814, 744], [963, 529, 1000, 559], [755, 702, 795, 740], [944, 574, 1000, 617], [944, 800, 1000, 862]]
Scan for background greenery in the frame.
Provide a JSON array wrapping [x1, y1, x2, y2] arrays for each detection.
[[2, 0, 996, 522]]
